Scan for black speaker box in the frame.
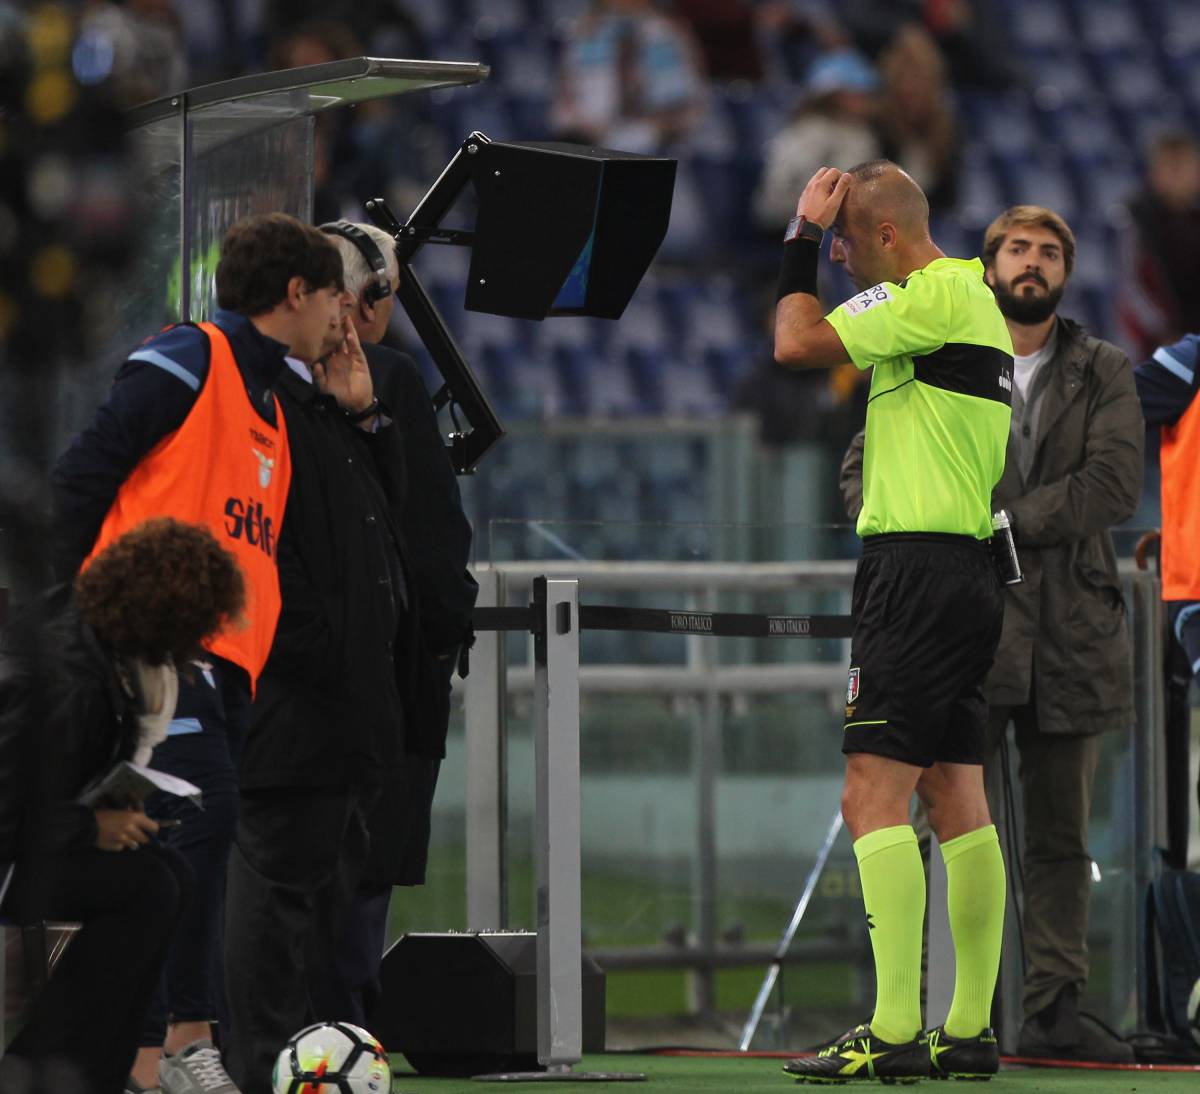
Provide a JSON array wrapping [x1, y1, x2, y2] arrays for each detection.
[[374, 931, 606, 1077], [465, 140, 676, 321]]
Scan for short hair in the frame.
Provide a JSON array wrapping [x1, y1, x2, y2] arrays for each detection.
[[216, 212, 344, 316], [76, 518, 246, 666], [845, 159, 930, 232], [982, 205, 1076, 276], [325, 223, 400, 301]]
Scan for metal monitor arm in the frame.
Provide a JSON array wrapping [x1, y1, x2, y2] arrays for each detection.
[[366, 132, 504, 475]]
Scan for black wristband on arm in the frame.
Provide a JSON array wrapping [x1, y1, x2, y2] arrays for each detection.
[[776, 237, 821, 302]]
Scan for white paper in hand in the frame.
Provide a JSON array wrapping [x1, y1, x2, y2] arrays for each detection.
[[78, 760, 203, 810]]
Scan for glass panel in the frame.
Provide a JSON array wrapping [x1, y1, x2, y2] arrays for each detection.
[[185, 114, 314, 322]]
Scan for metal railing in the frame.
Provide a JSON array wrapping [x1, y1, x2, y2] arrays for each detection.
[[462, 557, 1167, 1055]]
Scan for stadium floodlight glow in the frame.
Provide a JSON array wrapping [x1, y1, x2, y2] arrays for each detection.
[[366, 131, 676, 473]]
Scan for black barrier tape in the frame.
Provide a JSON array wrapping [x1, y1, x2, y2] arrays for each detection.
[[472, 604, 852, 639]]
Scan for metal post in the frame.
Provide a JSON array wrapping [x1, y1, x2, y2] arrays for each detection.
[[466, 568, 507, 930], [1130, 574, 1165, 1030], [178, 94, 191, 322], [690, 589, 718, 1015], [533, 577, 582, 1070], [986, 738, 1024, 1055], [739, 809, 844, 1050]]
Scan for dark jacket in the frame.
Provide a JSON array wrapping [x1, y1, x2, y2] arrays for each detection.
[[240, 368, 413, 790], [840, 317, 1144, 735], [365, 342, 476, 740], [360, 343, 477, 885], [0, 586, 138, 863]]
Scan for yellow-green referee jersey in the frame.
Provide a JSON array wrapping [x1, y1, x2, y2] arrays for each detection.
[[826, 257, 1014, 540]]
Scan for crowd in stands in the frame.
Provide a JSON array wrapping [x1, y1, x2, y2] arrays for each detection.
[[72, 1, 1200, 533]]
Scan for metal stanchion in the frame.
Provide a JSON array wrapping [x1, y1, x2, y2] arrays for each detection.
[[466, 568, 507, 931], [478, 577, 644, 1082]]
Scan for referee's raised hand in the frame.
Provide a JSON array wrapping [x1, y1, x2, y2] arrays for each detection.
[[795, 167, 852, 230]]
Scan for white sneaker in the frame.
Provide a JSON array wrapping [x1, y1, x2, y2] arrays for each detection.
[[158, 1040, 241, 1094]]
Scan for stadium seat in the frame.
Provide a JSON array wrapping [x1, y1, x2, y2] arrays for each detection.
[[660, 357, 723, 418], [1007, 0, 1074, 48], [404, 0, 464, 37], [1073, 0, 1150, 55]]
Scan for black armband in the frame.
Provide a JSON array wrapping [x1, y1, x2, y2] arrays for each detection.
[[776, 237, 820, 301]]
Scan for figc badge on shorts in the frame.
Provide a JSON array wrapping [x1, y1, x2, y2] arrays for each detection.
[[846, 667, 861, 704]]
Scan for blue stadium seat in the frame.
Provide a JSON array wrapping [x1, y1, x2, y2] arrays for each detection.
[[1041, 101, 1126, 163], [979, 97, 1041, 158], [1007, 0, 1074, 48], [1008, 155, 1079, 224], [480, 29, 556, 97], [660, 356, 723, 418], [549, 345, 589, 417], [624, 346, 666, 416], [1025, 51, 1099, 109], [504, 91, 553, 138], [1072, 0, 1150, 55], [703, 345, 748, 401], [403, 0, 464, 38], [462, 0, 530, 36], [958, 146, 1008, 227], [574, 351, 643, 418], [1098, 52, 1170, 110]]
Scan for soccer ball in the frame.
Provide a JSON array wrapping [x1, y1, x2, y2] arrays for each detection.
[[1188, 978, 1200, 1047], [272, 1022, 391, 1094]]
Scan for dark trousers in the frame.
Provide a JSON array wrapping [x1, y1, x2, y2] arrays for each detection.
[[141, 660, 248, 1045], [1165, 601, 1200, 869], [985, 704, 1101, 1020], [333, 883, 392, 1027], [0, 844, 192, 1094], [222, 786, 375, 1092]]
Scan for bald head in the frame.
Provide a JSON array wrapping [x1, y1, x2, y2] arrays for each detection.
[[843, 159, 930, 237], [827, 159, 942, 290]]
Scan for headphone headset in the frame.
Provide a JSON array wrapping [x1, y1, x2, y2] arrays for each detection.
[[319, 220, 392, 305]]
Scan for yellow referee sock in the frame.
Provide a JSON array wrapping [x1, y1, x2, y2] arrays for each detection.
[[853, 825, 926, 1044], [941, 824, 1006, 1039]]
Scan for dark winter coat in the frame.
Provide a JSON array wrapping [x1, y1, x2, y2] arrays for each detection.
[[240, 370, 414, 790], [0, 586, 138, 863], [360, 343, 477, 885]]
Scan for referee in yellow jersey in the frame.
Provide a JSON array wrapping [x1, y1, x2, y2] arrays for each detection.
[[775, 161, 1014, 1084]]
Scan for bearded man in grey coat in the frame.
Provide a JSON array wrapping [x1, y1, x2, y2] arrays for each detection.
[[841, 205, 1143, 1062]]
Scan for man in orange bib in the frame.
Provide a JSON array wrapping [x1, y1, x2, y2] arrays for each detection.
[[1135, 334, 1200, 870], [52, 213, 346, 1094]]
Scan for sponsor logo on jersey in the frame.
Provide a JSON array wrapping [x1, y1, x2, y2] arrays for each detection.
[[224, 497, 276, 557], [841, 284, 894, 316]]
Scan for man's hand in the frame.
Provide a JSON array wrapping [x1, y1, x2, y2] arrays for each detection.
[[95, 808, 158, 852], [312, 317, 374, 414], [795, 167, 852, 230]]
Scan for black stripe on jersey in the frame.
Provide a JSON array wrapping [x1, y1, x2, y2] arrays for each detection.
[[913, 343, 1013, 405]]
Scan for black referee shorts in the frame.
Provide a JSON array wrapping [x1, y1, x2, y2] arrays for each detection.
[[842, 533, 1003, 768]]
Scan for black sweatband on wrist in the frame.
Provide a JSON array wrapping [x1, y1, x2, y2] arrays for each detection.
[[776, 237, 821, 302]]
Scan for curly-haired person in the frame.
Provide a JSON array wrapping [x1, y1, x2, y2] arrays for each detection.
[[0, 519, 244, 1094]]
